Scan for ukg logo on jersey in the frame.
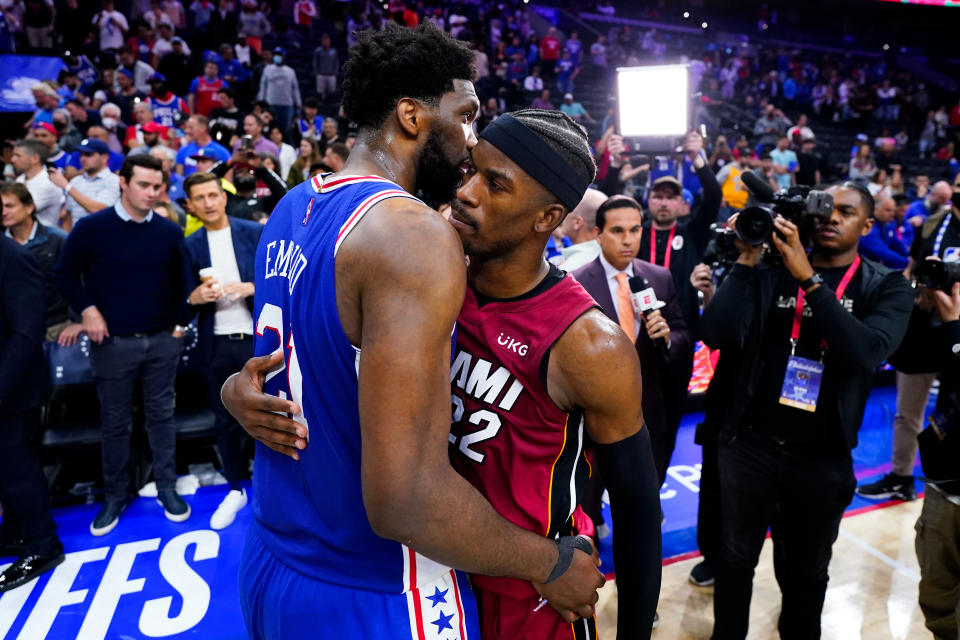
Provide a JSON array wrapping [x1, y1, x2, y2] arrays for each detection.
[[496, 333, 529, 357]]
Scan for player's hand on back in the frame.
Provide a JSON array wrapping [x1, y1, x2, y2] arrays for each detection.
[[221, 352, 307, 460], [532, 536, 605, 622]]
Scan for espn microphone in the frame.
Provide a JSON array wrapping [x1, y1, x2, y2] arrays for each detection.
[[628, 275, 671, 363], [741, 169, 776, 201]]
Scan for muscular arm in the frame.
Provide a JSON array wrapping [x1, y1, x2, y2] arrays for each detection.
[[548, 311, 661, 637], [349, 208, 559, 579]]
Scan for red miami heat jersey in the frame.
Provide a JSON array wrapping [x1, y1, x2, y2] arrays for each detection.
[[449, 267, 598, 599]]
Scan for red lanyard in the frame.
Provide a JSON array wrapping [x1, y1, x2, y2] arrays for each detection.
[[650, 226, 677, 270], [791, 255, 860, 352]]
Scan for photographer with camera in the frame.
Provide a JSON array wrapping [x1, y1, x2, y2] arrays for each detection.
[[887, 269, 960, 640], [858, 177, 960, 502], [206, 144, 288, 221], [701, 182, 914, 639]]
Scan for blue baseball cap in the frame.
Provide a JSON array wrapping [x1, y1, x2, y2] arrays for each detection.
[[147, 72, 166, 83], [75, 138, 110, 155]]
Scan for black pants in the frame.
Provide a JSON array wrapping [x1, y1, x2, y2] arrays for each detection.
[[0, 409, 59, 555], [696, 426, 722, 566], [713, 429, 855, 640], [200, 335, 253, 489], [90, 333, 183, 502], [663, 352, 695, 481]]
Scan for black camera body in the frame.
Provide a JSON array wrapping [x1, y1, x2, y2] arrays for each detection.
[[702, 223, 741, 269], [725, 170, 833, 247], [735, 185, 834, 246], [914, 259, 960, 292]]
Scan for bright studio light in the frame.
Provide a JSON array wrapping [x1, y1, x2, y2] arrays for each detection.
[[616, 65, 689, 138], [683, 11, 690, 18], [701, 21, 709, 29]]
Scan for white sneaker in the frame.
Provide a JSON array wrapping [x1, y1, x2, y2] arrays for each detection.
[[209, 489, 247, 530]]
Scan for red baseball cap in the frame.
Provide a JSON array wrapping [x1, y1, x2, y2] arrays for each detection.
[[32, 121, 58, 138], [142, 121, 163, 133]]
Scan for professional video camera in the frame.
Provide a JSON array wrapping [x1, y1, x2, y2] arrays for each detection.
[[733, 171, 834, 246], [914, 259, 960, 292], [702, 223, 741, 270]]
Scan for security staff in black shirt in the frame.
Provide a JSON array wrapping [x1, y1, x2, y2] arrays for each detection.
[[701, 182, 914, 640]]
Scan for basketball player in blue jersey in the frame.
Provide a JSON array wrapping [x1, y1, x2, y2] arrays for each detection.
[[220, 23, 605, 639]]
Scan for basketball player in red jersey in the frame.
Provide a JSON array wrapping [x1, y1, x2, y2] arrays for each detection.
[[223, 109, 661, 637], [446, 110, 660, 639]]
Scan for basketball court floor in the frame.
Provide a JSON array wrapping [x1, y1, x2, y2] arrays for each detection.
[[0, 385, 934, 639]]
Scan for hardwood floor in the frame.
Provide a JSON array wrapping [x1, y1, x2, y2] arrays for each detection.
[[595, 501, 931, 639]]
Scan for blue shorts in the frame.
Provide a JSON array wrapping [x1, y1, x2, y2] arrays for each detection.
[[239, 525, 481, 639]]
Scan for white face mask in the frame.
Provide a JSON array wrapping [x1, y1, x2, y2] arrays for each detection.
[[102, 117, 118, 130]]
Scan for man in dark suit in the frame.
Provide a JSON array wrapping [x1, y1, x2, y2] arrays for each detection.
[[572, 195, 691, 485], [0, 236, 64, 592], [183, 172, 262, 530], [1, 182, 70, 339]]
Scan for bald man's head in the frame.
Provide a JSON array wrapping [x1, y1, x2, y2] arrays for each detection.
[[560, 188, 608, 244], [874, 197, 896, 224], [932, 181, 953, 205]]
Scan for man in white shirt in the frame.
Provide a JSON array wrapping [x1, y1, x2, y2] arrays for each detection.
[[48, 139, 120, 229], [557, 187, 606, 271], [12, 139, 62, 229], [92, 0, 129, 52], [523, 66, 544, 93], [182, 171, 263, 530]]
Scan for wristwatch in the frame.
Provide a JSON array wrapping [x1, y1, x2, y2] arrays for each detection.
[[800, 272, 824, 291]]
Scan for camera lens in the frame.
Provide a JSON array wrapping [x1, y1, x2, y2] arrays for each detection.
[[735, 206, 774, 245], [915, 260, 960, 292]]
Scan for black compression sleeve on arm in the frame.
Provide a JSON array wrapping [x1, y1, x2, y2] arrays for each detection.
[[595, 427, 661, 639]]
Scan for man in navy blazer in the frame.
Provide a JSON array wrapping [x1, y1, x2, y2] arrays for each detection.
[[0, 236, 64, 592], [572, 195, 691, 486], [183, 172, 263, 530]]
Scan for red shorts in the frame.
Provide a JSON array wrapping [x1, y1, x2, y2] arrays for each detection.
[[476, 587, 598, 640]]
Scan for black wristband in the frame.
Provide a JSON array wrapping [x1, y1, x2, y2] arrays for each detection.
[[544, 535, 594, 584]]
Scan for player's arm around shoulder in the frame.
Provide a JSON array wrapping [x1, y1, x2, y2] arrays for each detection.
[[548, 309, 661, 638]]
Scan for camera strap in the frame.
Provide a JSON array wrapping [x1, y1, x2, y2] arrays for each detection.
[[649, 226, 677, 270], [932, 214, 953, 257], [791, 255, 860, 357]]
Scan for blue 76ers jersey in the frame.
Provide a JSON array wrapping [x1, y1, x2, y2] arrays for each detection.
[[251, 174, 456, 595]]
